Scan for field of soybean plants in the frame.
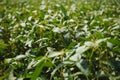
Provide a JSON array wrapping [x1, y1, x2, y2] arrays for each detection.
[[0, 0, 120, 80]]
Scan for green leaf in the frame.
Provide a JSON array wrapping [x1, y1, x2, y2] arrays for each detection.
[[67, 42, 77, 49], [108, 38, 120, 46], [0, 39, 7, 53], [113, 47, 120, 53], [0, 74, 8, 80], [0, 40, 7, 48], [93, 31, 104, 39], [31, 59, 45, 80], [44, 59, 54, 67], [60, 4, 67, 16]]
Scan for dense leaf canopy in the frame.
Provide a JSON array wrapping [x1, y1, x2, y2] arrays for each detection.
[[0, 0, 120, 80]]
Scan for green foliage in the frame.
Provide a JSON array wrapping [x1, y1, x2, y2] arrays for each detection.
[[31, 58, 45, 80], [0, 0, 120, 80], [0, 40, 7, 53]]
